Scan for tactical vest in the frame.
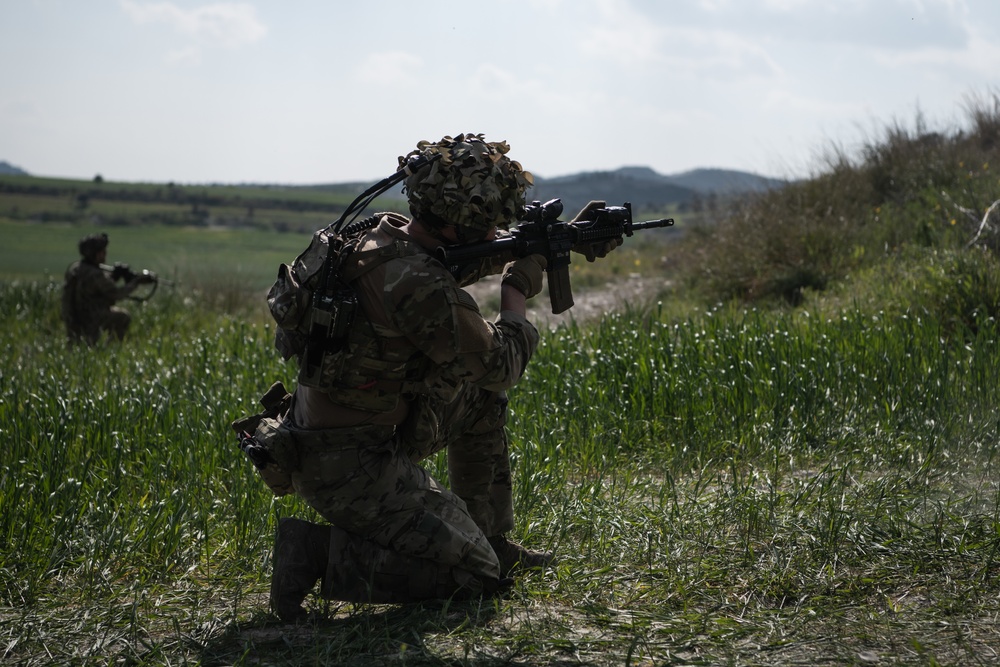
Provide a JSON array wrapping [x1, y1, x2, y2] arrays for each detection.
[[267, 213, 428, 413]]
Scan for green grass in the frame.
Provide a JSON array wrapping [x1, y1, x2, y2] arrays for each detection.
[[0, 172, 411, 238], [0, 173, 374, 207], [3, 218, 680, 316], [4, 91, 1000, 665], [2, 278, 999, 665], [3, 219, 314, 295]]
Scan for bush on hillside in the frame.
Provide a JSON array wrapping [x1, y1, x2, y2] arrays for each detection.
[[672, 90, 1000, 308], [804, 245, 1000, 338]]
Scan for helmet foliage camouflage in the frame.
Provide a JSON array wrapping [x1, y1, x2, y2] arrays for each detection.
[[398, 133, 533, 232], [78, 233, 109, 260]]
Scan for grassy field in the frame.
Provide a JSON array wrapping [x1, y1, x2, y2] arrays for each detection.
[[0, 173, 410, 238], [1, 217, 679, 323], [0, 173, 384, 210], [3, 93, 1000, 665], [2, 276, 999, 666], [1, 219, 314, 293]]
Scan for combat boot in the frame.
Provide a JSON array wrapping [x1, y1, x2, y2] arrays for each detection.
[[488, 535, 555, 576], [270, 517, 330, 622]]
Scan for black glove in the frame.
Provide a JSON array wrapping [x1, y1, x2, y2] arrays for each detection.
[[111, 262, 136, 282], [571, 200, 622, 262], [501, 254, 547, 298]]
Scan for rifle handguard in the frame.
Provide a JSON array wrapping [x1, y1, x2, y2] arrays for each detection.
[[437, 201, 675, 314]]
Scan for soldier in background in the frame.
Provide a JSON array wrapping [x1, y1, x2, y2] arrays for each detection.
[[61, 233, 154, 345]]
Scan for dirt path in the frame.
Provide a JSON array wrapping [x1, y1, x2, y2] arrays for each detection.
[[464, 273, 671, 330]]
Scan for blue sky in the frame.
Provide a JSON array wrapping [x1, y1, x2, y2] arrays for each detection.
[[2, 0, 998, 184]]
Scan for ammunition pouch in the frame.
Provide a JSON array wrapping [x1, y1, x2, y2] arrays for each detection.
[[266, 213, 418, 401], [231, 381, 298, 497], [267, 262, 313, 361], [266, 229, 362, 379], [298, 287, 358, 388]]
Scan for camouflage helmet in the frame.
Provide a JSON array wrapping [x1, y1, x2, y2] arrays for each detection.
[[398, 133, 533, 233], [78, 232, 109, 260]]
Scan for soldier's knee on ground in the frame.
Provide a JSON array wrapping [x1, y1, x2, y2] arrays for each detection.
[[320, 525, 499, 604], [107, 308, 131, 340]]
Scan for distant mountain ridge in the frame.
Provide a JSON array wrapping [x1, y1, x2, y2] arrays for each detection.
[[527, 166, 788, 215], [0, 161, 29, 176], [1, 159, 788, 216], [364, 165, 788, 216]]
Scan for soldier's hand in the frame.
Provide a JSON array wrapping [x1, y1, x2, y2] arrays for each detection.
[[111, 262, 133, 282], [570, 200, 622, 262], [571, 200, 607, 223], [502, 254, 547, 299], [138, 270, 158, 284]]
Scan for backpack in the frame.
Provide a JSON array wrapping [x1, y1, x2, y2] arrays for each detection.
[[266, 216, 372, 381], [265, 152, 440, 388]]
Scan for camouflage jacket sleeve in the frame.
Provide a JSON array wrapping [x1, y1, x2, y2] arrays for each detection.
[[73, 262, 133, 308], [382, 253, 539, 392], [450, 230, 516, 287]]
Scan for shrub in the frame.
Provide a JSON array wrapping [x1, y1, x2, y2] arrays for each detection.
[[670, 89, 1000, 308], [807, 245, 1000, 338]]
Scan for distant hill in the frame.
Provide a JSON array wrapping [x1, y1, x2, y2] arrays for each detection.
[[652, 167, 787, 195], [0, 161, 787, 220], [0, 161, 29, 176], [529, 166, 787, 216], [368, 165, 788, 217]]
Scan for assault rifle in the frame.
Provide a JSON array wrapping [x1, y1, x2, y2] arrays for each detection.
[[437, 199, 674, 314], [100, 262, 174, 301]]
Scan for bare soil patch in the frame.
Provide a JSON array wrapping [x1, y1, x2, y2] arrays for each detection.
[[466, 273, 671, 330]]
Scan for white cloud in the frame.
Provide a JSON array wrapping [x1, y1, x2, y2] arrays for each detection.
[[517, 0, 566, 12], [761, 89, 865, 117], [658, 0, 970, 51], [165, 45, 202, 65], [353, 52, 423, 87], [579, 2, 782, 80], [694, 0, 728, 12], [119, 0, 267, 48], [581, 0, 664, 67], [672, 29, 783, 81], [466, 64, 579, 111], [871, 20, 1000, 76], [0, 97, 38, 123], [759, 0, 813, 9], [581, 22, 664, 68]]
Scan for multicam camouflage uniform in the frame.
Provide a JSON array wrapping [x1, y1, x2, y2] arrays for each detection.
[[257, 134, 561, 619], [284, 211, 538, 601], [62, 259, 136, 345]]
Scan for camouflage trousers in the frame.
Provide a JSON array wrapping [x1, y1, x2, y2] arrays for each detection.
[[287, 383, 512, 598], [398, 383, 514, 537], [68, 307, 131, 345]]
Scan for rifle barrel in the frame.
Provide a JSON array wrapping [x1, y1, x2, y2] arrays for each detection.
[[630, 218, 675, 232]]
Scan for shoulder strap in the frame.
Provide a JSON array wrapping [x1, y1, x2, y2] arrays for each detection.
[[338, 212, 418, 283]]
